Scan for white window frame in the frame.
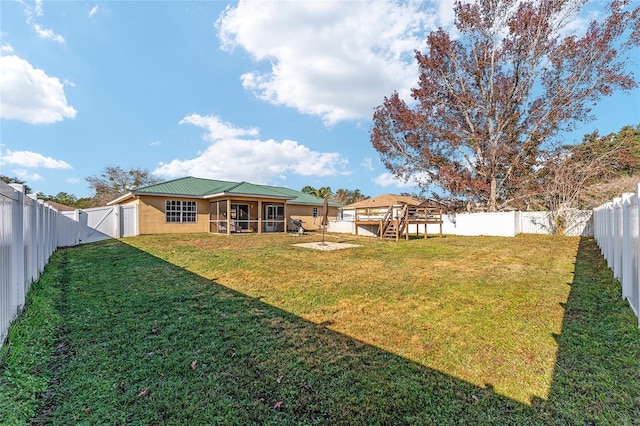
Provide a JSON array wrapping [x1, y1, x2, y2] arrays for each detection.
[[313, 207, 318, 218], [165, 200, 197, 223]]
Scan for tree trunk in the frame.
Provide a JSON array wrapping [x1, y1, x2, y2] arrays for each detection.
[[488, 177, 497, 212]]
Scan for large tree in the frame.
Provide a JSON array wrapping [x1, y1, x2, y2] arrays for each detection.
[[371, 0, 639, 211], [86, 166, 161, 206]]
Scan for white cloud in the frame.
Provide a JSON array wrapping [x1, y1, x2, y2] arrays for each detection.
[[154, 114, 348, 183], [216, 0, 453, 125], [0, 55, 77, 124], [373, 172, 410, 188], [373, 171, 430, 188], [361, 157, 374, 171], [12, 169, 43, 181], [149, 141, 162, 147], [89, 5, 99, 17], [1, 44, 13, 53], [179, 114, 259, 140], [33, 24, 65, 43], [20, 0, 65, 43], [34, 0, 44, 17], [1, 149, 72, 169]]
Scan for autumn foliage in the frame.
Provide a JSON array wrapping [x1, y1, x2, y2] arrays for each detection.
[[371, 0, 639, 211]]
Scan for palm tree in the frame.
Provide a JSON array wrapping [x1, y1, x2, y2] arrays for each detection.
[[301, 186, 332, 199]]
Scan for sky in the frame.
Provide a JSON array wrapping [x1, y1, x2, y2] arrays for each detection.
[[1, 0, 639, 200]]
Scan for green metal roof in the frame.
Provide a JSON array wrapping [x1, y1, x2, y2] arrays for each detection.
[[129, 176, 341, 206]]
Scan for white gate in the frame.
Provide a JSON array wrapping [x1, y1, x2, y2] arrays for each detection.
[[81, 206, 116, 244], [120, 205, 139, 237], [77, 205, 139, 244]]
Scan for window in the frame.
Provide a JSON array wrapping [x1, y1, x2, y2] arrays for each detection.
[[313, 207, 318, 218], [165, 200, 197, 223]]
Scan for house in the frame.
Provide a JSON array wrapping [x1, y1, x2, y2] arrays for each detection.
[[45, 201, 76, 212], [107, 176, 341, 235], [338, 194, 446, 239]]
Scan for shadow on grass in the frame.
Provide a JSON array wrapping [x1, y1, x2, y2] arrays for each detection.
[[30, 237, 640, 424], [539, 237, 640, 423]]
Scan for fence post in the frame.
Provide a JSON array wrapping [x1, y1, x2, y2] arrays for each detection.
[[73, 209, 81, 245], [27, 195, 38, 284], [621, 193, 636, 302], [115, 205, 122, 238], [613, 198, 623, 281], [636, 184, 640, 326], [8, 185, 26, 314]]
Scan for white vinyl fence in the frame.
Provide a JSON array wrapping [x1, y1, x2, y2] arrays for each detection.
[[1, 181, 139, 348], [593, 184, 640, 327], [1, 183, 57, 348], [329, 210, 593, 238]]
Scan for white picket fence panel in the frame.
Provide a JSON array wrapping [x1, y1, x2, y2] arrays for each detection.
[[593, 185, 640, 327], [0, 181, 139, 348]]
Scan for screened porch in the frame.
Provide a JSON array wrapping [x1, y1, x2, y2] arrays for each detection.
[[209, 200, 287, 234]]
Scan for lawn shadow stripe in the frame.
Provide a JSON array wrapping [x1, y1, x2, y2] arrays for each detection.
[[34, 239, 542, 425]]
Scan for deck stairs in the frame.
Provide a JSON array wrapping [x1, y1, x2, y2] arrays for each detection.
[[379, 204, 409, 239]]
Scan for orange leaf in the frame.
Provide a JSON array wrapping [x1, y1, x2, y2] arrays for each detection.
[[273, 401, 283, 409]]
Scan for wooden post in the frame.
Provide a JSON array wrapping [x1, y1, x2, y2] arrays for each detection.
[[424, 208, 428, 239], [226, 199, 231, 235], [283, 202, 287, 234], [405, 206, 409, 240]]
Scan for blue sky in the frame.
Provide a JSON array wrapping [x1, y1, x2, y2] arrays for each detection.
[[1, 0, 639, 200]]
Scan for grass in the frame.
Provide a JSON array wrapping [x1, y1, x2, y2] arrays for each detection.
[[1, 233, 639, 424], [0, 262, 63, 424]]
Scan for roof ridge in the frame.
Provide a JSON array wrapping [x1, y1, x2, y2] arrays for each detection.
[[135, 175, 192, 191], [225, 181, 247, 192]]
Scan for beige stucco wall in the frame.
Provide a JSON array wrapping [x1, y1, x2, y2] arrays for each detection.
[[137, 196, 209, 235], [287, 204, 339, 231]]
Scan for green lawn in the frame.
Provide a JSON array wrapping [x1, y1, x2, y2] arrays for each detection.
[[1, 233, 639, 425]]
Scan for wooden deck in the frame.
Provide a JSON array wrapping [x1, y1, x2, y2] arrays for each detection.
[[353, 204, 443, 240]]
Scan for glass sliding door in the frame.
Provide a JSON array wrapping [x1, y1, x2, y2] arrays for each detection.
[[264, 204, 285, 232]]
